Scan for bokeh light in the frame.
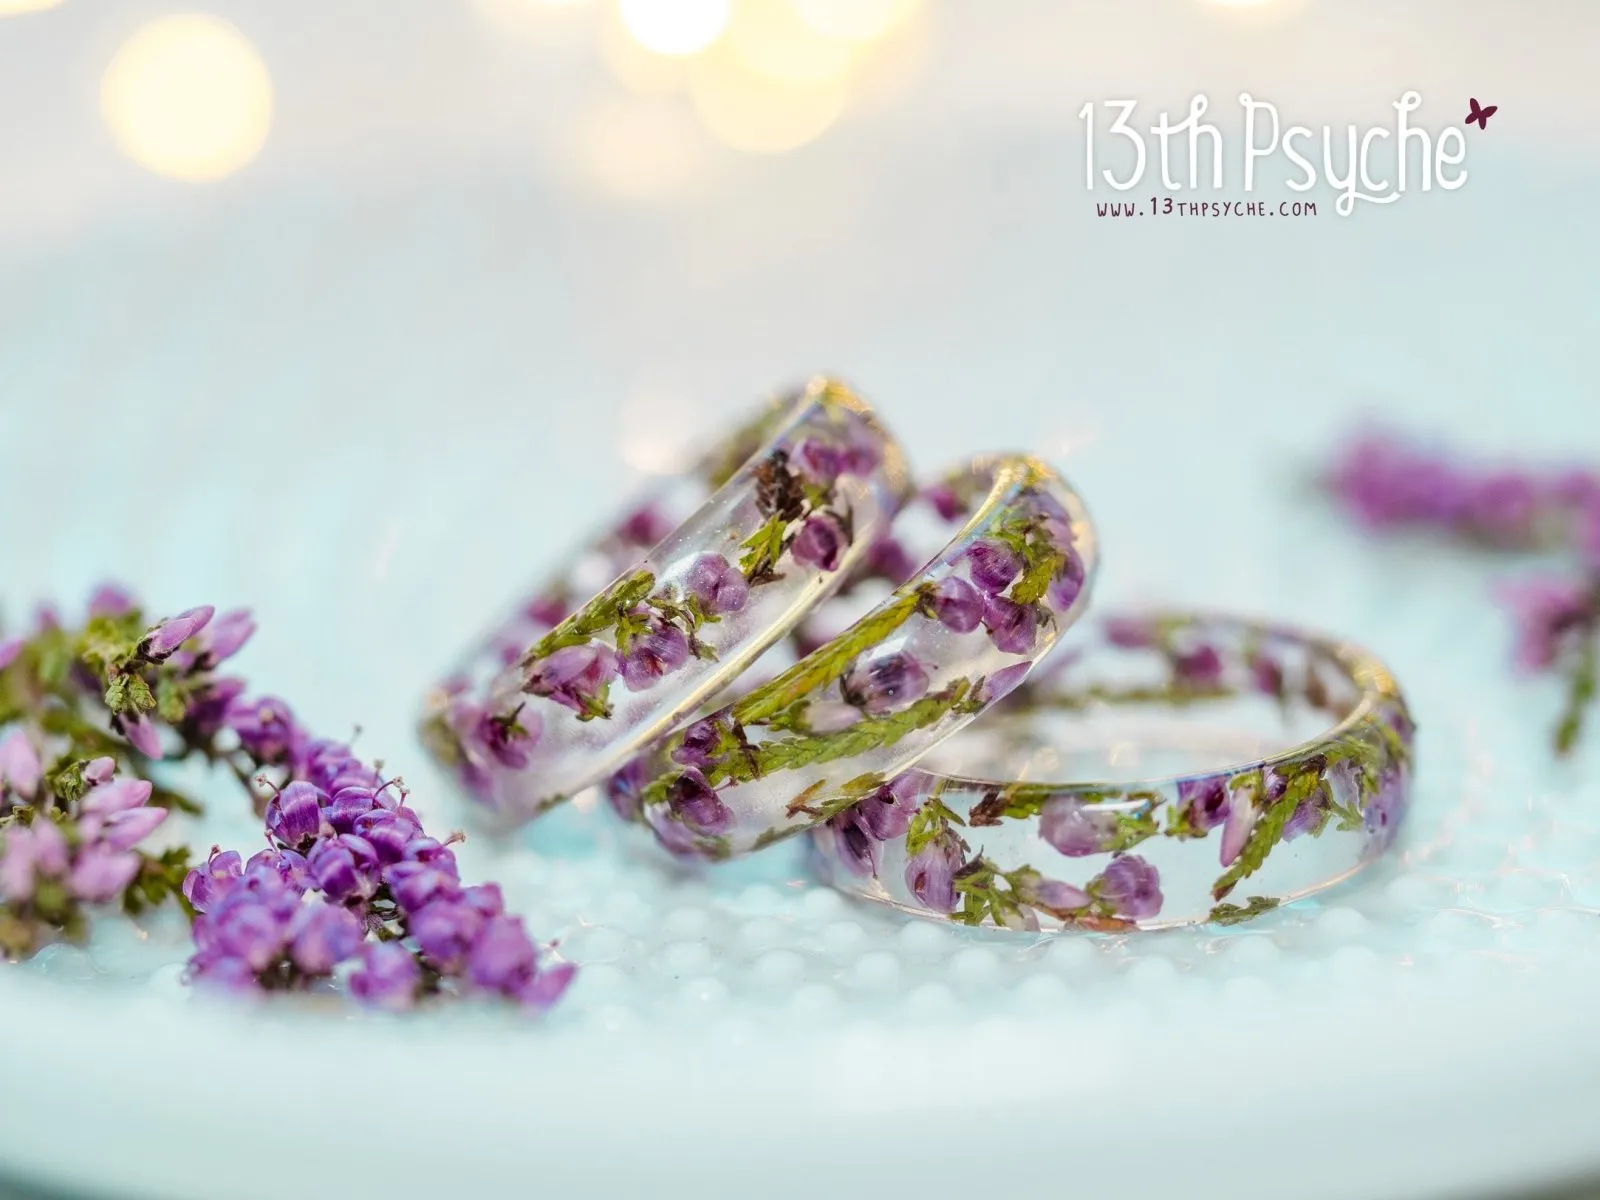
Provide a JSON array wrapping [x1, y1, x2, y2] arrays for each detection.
[[573, 97, 707, 199], [100, 15, 273, 182], [689, 44, 846, 153], [724, 0, 853, 83], [599, 7, 691, 93], [618, 0, 730, 56], [0, 0, 64, 15], [789, 0, 917, 44]]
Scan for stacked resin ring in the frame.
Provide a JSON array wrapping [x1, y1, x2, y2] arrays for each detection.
[[810, 612, 1414, 930], [604, 454, 1098, 859], [419, 378, 911, 826]]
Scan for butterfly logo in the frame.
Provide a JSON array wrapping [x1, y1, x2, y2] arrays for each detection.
[[1466, 98, 1498, 130]]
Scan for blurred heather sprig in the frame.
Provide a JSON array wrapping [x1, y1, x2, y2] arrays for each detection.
[[0, 589, 574, 1012], [1325, 427, 1600, 752]]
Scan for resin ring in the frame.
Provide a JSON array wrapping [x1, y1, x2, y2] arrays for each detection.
[[810, 612, 1415, 930], [420, 377, 911, 826], [606, 455, 1099, 859]]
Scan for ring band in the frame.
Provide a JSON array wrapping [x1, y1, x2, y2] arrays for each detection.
[[607, 455, 1099, 859], [420, 377, 911, 826], [810, 612, 1414, 929]]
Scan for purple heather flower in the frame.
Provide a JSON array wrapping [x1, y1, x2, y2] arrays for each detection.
[[1251, 654, 1285, 698], [604, 758, 647, 822], [1174, 645, 1224, 688], [1283, 782, 1330, 841], [226, 695, 299, 764], [1103, 615, 1158, 649], [265, 782, 326, 850], [199, 609, 256, 665], [324, 785, 379, 835], [1047, 551, 1086, 610], [94, 805, 168, 852], [465, 915, 539, 994], [1038, 796, 1119, 857], [83, 757, 116, 786], [857, 773, 920, 840], [472, 705, 542, 770], [1219, 780, 1262, 867], [0, 635, 22, 673], [523, 592, 570, 630], [1177, 776, 1231, 833], [183, 848, 243, 913], [931, 576, 983, 633], [863, 536, 918, 587], [307, 835, 380, 904], [842, 652, 930, 716], [1494, 575, 1594, 671], [904, 832, 964, 913], [684, 553, 749, 615], [791, 511, 849, 572], [620, 613, 691, 692], [964, 539, 1023, 594], [667, 769, 731, 835], [1013, 871, 1090, 915], [922, 483, 965, 522], [1364, 769, 1406, 850], [67, 845, 141, 903], [524, 643, 619, 716], [1465, 472, 1541, 546], [185, 677, 247, 741], [120, 712, 164, 760], [671, 717, 723, 771], [981, 661, 1033, 704], [982, 594, 1038, 656], [385, 858, 462, 914], [143, 605, 215, 660], [350, 941, 421, 1011], [410, 897, 486, 973], [86, 584, 136, 619], [287, 900, 363, 975], [354, 809, 424, 865], [245, 848, 311, 895], [1092, 854, 1162, 920], [519, 960, 578, 1009], [0, 730, 42, 799], [617, 503, 674, 548], [794, 438, 845, 485], [826, 810, 880, 877], [0, 822, 69, 901]]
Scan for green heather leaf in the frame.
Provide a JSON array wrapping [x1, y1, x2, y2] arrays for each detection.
[[905, 797, 965, 857], [1208, 896, 1279, 926], [731, 583, 934, 726], [1010, 546, 1064, 606], [103, 673, 129, 715], [1211, 766, 1320, 900], [730, 680, 972, 783], [737, 513, 789, 583], [124, 674, 156, 714], [526, 569, 655, 662], [1555, 629, 1597, 756], [155, 676, 188, 724]]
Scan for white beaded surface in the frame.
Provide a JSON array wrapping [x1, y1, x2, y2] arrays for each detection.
[[2, 84, 1597, 1200]]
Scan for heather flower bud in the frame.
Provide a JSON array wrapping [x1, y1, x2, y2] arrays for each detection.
[[0, 730, 42, 799], [265, 781, 325, 850], [0, 636, 22, 672], [931, 576, 983, 633], [67, 845, 141, 903], [981, 595, 1038, 655], [684, 553, 749, 615], [842, 651, 930, 716], [620, 613, 690, 692], [904, 832, 964, 913], [965, 539, 1022, 594], [350, 941, 422, 1011], [791, 511, 848, 572], [143, 606, 215, 660], [666, 768, 731, 835], [1091, 854, 1162, 919]]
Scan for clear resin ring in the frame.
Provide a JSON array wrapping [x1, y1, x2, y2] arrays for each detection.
[[810, 612, 1415, 930], [419, 377, 911, 826], [607, 455, 1099, 859]]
